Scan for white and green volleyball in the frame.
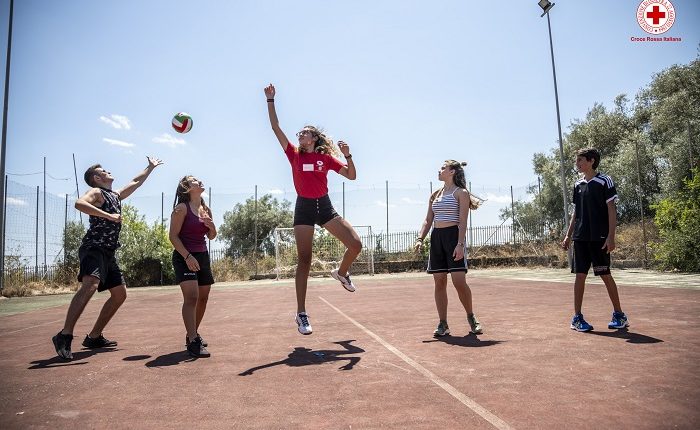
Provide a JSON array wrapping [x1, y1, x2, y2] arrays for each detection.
[[171, 112, 193, 133]]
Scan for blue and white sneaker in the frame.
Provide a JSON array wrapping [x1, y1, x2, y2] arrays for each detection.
[[570, 314, 593, 332], [608, 311, 629, 329]]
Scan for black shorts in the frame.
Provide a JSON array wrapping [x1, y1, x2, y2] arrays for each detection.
[[427, 225, 468, 274], [172, 250, 215, 286], [571, 240, 611, 276], [293, 195, 340, 227], [78, 245, 126, 292]]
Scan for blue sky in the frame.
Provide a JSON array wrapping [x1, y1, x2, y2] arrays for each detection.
[[1, 0, 699, 258]]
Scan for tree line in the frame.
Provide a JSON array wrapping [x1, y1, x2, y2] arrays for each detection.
[[501, 55, 699, 271]]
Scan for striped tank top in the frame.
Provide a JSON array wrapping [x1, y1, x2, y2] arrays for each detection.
[[432, 188, 460, 223]]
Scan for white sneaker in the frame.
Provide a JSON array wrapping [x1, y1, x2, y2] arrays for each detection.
[[295, 312, 313, 335], [331, 269, 356, 292]]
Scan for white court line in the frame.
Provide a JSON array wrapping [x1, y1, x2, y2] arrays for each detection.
[[319, 296, 514, 430], [6, 319, 66, 335]]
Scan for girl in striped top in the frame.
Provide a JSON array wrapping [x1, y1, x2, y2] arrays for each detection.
[[414, 160, 483, 337]]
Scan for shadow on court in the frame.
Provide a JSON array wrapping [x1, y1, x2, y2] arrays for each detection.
[[422, 334, 504, 347], [145, 350, 197, 367], [587, 328, 663, 344], [123, 354, 152, 361], [29, 347, 119, 369], [239, 340, 365, 376]]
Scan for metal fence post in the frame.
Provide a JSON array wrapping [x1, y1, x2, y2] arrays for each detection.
[[0, 0, 13, 291], [1, 176, 7, 289], [72, 153, 82, 223], [510, 185, 515, 245], [385, 180, 389, 233], [634, 139, 649, 268], [35, 186, 39, 276], [43, 157, 46, 272], [254, 185, 258, 276], [64, 193, 68, 264]]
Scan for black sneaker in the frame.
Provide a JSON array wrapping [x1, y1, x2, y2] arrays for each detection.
[[187, 336, 211, 358], [52, 331, 74, 360], [82, 334, 118, 349], [186, 333, 208, 347]]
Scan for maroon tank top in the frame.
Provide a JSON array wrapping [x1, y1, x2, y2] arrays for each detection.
[[178, 203, 209, 252]]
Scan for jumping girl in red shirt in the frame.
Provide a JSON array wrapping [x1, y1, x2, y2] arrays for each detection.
[[265, 84, 362, 335]]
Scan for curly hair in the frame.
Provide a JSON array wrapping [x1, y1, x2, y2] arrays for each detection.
[[300, 125, 341, 158]]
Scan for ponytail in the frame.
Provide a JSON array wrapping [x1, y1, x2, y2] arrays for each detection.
[[434, 160, 483, 210], [173, 176, 211, 214]]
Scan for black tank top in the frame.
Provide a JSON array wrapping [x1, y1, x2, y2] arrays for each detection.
[[81, 188, 122, 250]]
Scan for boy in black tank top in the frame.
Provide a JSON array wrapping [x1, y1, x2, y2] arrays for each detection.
[[52, 157, 163, 360]]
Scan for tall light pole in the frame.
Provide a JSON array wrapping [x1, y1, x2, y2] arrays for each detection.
[[0, 0, 15, 290], [538, 1, 570, 236]]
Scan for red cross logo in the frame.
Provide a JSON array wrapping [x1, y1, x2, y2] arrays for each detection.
[[646, 5, 665, 25], [637, 0, 676, 35]]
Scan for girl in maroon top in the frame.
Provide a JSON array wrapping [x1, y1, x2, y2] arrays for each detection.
[[169, 176, 217, 357], [265, 84, 362, 335]]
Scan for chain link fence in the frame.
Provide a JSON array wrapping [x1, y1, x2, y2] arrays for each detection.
[[3, 176, 652, 289]]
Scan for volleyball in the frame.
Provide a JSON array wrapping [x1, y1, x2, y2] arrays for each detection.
[[172, 112, 193, 133]]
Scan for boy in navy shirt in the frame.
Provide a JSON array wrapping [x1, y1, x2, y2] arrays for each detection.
[[562, 148, 628, 332]]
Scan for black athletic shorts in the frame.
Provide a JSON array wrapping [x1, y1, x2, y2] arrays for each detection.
[[77, 245, 126, 291], [293, 194, 340, 227], [172, 250, 215, 286], [427, 225, 468, 274], [571, 240, 611, 276]]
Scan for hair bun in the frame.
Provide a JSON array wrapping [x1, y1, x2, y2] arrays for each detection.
[[461, 162, 468, 167]]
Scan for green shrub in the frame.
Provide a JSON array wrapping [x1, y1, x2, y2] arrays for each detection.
[[652, 168, 700, 271]]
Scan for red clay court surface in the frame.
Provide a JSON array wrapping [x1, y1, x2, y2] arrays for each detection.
[[0, 270, 698, 429]]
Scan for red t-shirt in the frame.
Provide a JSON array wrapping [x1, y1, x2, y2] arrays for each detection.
[[285, 142, 345, 198]]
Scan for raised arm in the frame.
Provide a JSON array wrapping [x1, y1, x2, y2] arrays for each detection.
[[75, 188, 121, 223], [265, 84, 291, 151], [118, 156, 163, 200], [336, 141, 356, 180], [414, 197, 435, 252]]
